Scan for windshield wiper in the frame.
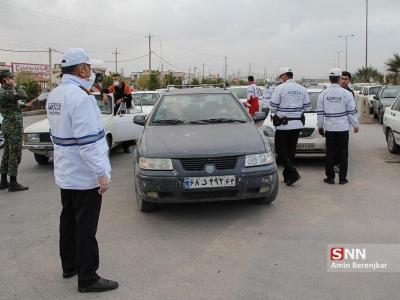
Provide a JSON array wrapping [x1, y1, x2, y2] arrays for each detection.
[[152, 119, 185, 125], [199, 118, 247, 124]]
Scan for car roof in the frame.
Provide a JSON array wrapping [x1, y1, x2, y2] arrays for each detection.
[[163, 87, 232, 95], [132, 91, 159, 94], [307, 88, 324, 92], [229, 86, 248, 89]]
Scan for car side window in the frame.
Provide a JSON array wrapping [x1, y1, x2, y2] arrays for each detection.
[[392, 97, 400, 112]]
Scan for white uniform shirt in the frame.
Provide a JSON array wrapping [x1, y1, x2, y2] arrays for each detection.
[[260, 86, 274, 109], [269, 79, 311, 130], [247, 83, 258, 100], [47, 74, 111, 190], [317, 84, 358, 132]]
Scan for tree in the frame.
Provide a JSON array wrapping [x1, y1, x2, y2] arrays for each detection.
[[135, 74, 150, 90], [148, 70, 161, 90], [102, 75, 113, 89], [190, 78, 200, 85], [386, 53, 400, 84], [15, 71, 41, 100], [163, 73, 177, 87], [353, 67, 384, 83]]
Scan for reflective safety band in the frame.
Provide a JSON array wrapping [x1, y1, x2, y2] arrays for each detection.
[[51, 130, 105, 146], [277, 107, 303, 112]]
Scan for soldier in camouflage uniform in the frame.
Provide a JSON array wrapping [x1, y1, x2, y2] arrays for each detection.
[[0, 69, 32, 191]]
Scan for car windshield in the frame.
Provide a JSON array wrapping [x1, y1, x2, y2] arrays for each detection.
[[132, 93, 159, 106], [382, 87, 400, 98], [229, 87, 247, 99], [151, 93, 249, 125], [95, 95, 112, 114], [307, 91, 320, 112], [369, 86, 381, 95]]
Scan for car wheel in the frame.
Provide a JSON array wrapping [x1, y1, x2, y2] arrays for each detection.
[[34, 154, 49, 165], [135, 178, 158, 212], [253, 173, 279, 204], [387, 129, 400, 154], [378, 108, 383, 124]]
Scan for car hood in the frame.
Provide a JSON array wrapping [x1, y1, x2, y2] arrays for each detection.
[[24, 119, 50, 133], [141, 123, 266, 157]]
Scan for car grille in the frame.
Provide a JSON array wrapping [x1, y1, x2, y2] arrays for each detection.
[[179, 156, 238, 171], [39, 133, 52, 143], [299, 128, 315, 138]]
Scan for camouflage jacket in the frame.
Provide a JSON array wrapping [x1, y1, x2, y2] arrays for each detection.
[[0, 84, 29, 119]]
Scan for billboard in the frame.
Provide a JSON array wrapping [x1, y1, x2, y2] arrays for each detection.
[[11, 62, 49, 75]]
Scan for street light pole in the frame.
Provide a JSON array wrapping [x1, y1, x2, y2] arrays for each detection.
[[366, 0, 368, 68], [338, 34, 355, 71]]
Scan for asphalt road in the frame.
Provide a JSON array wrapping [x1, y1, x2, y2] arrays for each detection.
[[0, 115, 400, 300]]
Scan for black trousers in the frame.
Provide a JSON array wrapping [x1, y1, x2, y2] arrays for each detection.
[[275, 129, 300, 181], [325, 131, 349, 181], [60, 188, 102, 288]]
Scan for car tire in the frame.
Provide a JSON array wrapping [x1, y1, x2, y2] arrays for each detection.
[[34, 154, 49, 165], [378, 108, 384, 124], [253, 173, 279, 204], [387, 129, 400, 154], [135, 179, 158, 212]]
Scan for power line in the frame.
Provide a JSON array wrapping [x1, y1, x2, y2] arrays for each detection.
[[0, 48, 48, 53], [103, 54, 148, 63], [152, 51, 186, 71]]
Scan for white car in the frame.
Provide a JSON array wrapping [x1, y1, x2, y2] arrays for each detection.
[[131, 91, 162, 115], [383, 94, 400, 154], [360, 85, 382, 114], [262, 87, 326, 156], [228, 85, 263, 111], [23, 93, 146, 164]]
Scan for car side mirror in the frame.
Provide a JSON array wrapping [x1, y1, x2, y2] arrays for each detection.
[[253, 111, 267, 122], [373, 95, 379, 100], [133, 115, 146, 126]]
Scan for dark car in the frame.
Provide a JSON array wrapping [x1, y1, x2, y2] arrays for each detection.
[[373, 86, 400, 124], [133, 86, 279, 211]]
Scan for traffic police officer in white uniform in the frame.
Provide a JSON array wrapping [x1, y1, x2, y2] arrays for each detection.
[[46, 48, 118, 293], [270, 67, 311, 185], [317, 68, 359, 185]]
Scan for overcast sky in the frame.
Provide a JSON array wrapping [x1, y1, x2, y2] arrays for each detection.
[[0, 0, 399, 79]]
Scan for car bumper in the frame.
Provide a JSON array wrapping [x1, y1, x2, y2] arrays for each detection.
[[266, 137, 326, 156], [23, 143, 53, 155], [135, 166, 278, 203]]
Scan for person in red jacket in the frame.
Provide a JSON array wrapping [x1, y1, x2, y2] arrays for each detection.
[[247, 75, 259, 116]]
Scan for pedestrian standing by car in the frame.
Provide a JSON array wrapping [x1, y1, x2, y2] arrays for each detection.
[[317, 68, 359, 185], [103, 73, 132, 116], [260, 80, 273, 114], [0, 69, 32, 192], [340, 71, 355, 99], [46, 48, 118, 293], [247, 75, 259, 116], [269, 67, 311, 186]]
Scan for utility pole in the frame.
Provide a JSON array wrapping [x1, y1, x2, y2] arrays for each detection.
[[48, 47, 53, 90], [112, 48, 119, 74], [365, 0, 368, 68], [224, 56, 227, 81], [248, 63, 251, 76], [332, 50, 343, 68], [194, 66, 197, 80], [160, 40, 164, 73], [202, 63, 205, 80], [263, 67, 266, 81], [338, 34, 355, 71], [189, 67, 191, 82], [145, 33, 153, 72]]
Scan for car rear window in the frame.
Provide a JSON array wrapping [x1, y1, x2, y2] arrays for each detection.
[[152, 93, 249, 124]]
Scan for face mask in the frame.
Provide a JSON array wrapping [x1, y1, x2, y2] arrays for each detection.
[[113, 80, 119, 86], [87, 71, 96, 85]]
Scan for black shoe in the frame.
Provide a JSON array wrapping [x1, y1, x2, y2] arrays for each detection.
[[0, 182, 9, 190], [78, 278, 119, 293], [339, 179, 349, 185], [8, 183, 29, 192], [286, 174, 301, 186], [63, 270, 78, 278], [323, 178, 335, 184]]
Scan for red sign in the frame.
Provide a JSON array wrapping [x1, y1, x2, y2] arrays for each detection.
[[11, 62, 49, 75]]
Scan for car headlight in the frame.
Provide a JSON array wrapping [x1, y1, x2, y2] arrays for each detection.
[[245, 152, 274, 167], [263, 125, 275, 137], [24, 133, 40, 143], [139, 157, 173, 170]]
